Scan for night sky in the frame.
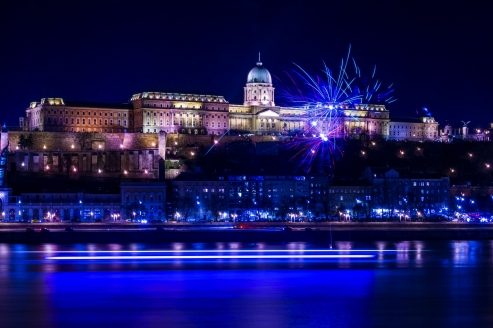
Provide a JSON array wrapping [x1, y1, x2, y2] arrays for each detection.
[[2, 0, 492, 129]]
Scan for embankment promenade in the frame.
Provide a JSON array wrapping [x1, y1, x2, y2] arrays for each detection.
[[0, 222, 493, 243]]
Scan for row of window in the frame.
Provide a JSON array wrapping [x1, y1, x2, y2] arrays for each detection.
[[46, 110, 127, 117], [145, 103, 228, 111], [124, 193, 163, 202], [390, 125, 437, 130], [46, 117, 128, 126], [146, 112, 227, 119]]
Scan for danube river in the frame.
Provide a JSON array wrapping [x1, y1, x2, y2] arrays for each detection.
[[1, 240, 492, 328]]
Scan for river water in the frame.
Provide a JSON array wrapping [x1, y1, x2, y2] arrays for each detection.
[[0, 240, 492, 328]]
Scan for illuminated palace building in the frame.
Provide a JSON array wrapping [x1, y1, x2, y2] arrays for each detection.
[[20, 61, 439, 141]]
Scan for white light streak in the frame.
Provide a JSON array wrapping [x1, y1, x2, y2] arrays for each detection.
[[45, 254, 375, 260]]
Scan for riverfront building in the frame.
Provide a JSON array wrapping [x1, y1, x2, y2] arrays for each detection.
[[19, 60, 440, 141]]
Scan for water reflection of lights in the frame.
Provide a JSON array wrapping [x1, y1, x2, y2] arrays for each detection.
[[45, 254, 375, 260], [35, 249, 411, 254]]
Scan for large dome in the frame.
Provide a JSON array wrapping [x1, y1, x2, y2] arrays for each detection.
[[247, 61, 272, 84]]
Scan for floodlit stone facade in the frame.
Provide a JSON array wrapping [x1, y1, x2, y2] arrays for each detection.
[[18, 60, 440, 141]]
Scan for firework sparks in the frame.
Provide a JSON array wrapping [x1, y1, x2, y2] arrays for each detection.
[[276, 46, 395, 173]]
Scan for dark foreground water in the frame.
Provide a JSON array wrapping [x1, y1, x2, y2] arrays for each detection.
[[1, 241, 493, 328]]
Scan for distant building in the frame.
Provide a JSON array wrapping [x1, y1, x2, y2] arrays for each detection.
[[439, 124, 490, 142], [387, 117, 439, 141], [19, 59, 439, 141], [0, 182, 166, 222], [363, 167, 450, 216], [171, 173, 328, 221]]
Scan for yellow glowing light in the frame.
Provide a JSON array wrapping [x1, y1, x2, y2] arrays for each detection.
[[144, 169, 148, 174], [124, 170, 128, 175], [98, 169, 102, 173], [71, 144, 74, 149], [152, 142, 156, 147], [73, 168, 77, 172], [43, 145, 46, 149], [191, 152, 195, 156], [46, 165, 49, 170]]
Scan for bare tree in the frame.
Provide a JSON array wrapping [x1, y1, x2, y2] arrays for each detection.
[[17, 134, 34, 150], [174, 195, 196, 221], [204, 193, 228, 221], [75, 132, 94, 151]]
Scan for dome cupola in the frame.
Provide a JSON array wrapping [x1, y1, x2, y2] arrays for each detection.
[[247, 61, 272, 84], [243, 55, 275, 107]]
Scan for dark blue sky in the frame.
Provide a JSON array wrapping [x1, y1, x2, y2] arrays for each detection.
[[1, 0, 492, 129]]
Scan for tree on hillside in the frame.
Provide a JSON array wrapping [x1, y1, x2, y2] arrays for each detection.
[[75, 132, 94, 151], [17, 134, 34, 150]]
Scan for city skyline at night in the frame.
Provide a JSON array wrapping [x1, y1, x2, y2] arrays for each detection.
[[1, 0, 492, 130]]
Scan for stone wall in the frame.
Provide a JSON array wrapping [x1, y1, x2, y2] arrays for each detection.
[[164, 134, 286, 148], [7, 149, 160, 179], [2, 131, 283, 180], [4, 131, 284, 153], [7, 131, 158, 152]]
